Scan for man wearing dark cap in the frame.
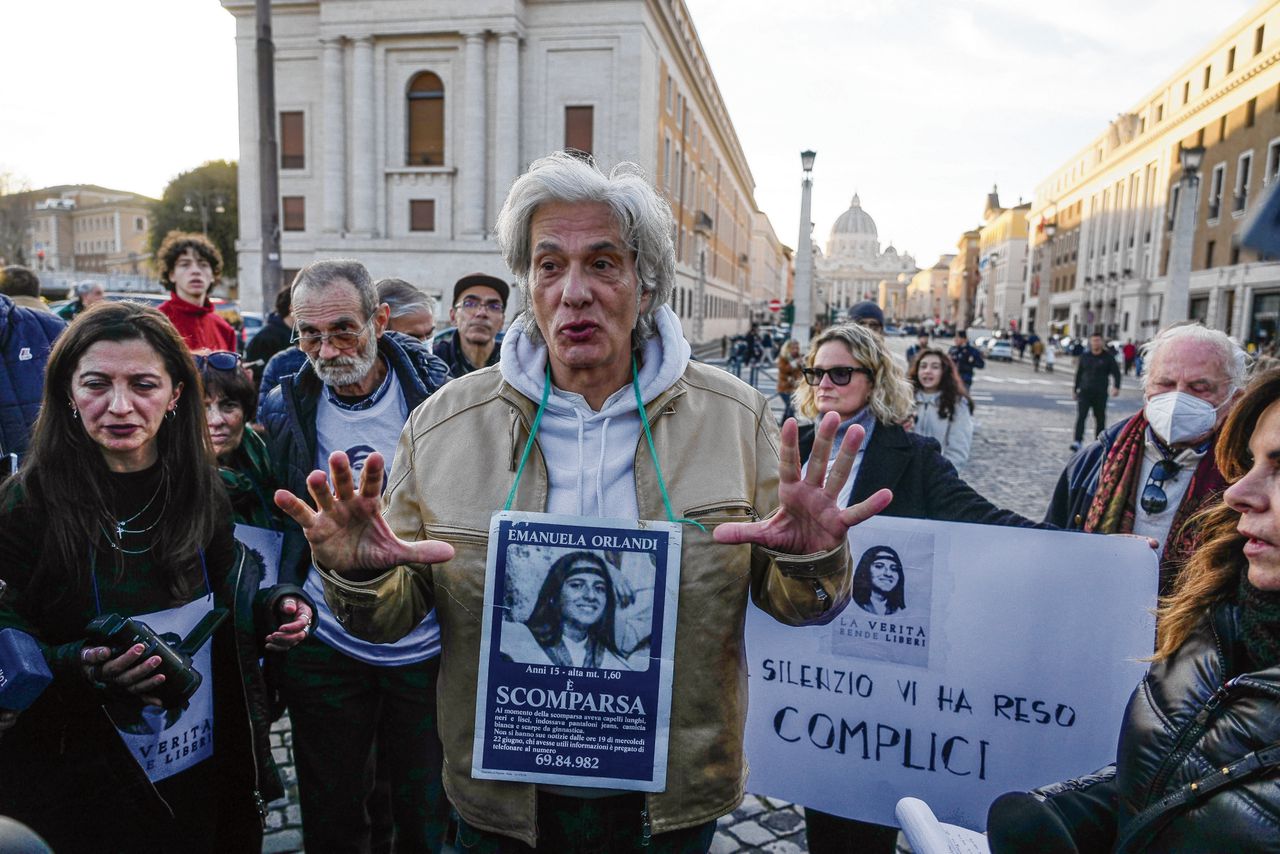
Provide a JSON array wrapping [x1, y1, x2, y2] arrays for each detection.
[[433, 272, 508, 377], [849, 300, 885, 336]]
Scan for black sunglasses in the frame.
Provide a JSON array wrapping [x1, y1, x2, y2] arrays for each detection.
[[194, 351, 242, 372], [1140, 458, 1181, 515], [801, 366, 873, 386]]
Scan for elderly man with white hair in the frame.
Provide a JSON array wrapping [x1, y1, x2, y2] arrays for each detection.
[[274, 151, 892, 852], [54, 280, 104, 322], [1046, 323, 1248, 596]]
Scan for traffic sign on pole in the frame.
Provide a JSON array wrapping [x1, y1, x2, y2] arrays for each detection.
[[768, 298, 782, 313]]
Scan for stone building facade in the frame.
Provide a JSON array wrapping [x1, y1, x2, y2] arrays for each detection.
[[1025, 0, 1280, 349], [23, 185, 154, 276], [906, 256, 954, 320], [975, 188, 1029, 331], [220, 0, 787, 343]]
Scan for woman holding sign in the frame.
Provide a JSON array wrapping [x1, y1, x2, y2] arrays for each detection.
[[988, 367, 1280, 853], [794, 322, 1038, 854], [0, 302, 313, 854]]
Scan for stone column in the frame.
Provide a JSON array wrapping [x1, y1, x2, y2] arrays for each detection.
[[234, 29, 261, 296], [462, 30, 488, 236], [350, 36, 376, 236], [492, 31, 520, 215], [322, 37, 346, 235]]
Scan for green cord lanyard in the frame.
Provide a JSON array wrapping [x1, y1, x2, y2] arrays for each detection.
[[502, 356, 706, 533]]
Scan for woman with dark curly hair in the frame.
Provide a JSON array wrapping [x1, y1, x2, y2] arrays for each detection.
[[0, 301, 313, 853], [501, 551, 637, 670], [988, 368, 1280, 852], [852, 545, 906, 615], [909, 347, 974, 469]]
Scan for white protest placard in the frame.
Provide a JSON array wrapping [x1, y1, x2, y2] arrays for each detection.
[[745, 516, 1158, 831]]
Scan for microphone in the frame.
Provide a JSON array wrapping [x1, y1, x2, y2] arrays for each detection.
[[0, 628, 53, 711]]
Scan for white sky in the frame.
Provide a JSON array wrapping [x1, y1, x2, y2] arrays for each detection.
[[0, 0, 1259, 262]]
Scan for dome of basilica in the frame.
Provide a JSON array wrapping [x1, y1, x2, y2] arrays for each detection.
[[830, 193, 878, 240]]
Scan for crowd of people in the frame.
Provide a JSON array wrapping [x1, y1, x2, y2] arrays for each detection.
[[0, 150, 1275, 854]]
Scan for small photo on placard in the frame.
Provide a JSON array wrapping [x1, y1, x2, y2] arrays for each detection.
[[830, 530, 934, 668]]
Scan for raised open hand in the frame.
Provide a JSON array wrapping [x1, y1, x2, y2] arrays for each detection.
[[274, 451, 455, 577], [713, 411, 892, 554]]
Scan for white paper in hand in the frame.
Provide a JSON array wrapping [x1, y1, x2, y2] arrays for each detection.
[[896, 797, 989, 854]]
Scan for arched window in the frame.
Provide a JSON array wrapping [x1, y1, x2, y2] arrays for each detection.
[[407, 72, 445, 166]]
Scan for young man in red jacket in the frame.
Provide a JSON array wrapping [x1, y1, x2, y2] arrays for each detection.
[[156, 230, 237, 352]]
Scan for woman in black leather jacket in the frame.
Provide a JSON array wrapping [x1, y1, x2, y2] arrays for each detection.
[[988, 367, 1280, 853]]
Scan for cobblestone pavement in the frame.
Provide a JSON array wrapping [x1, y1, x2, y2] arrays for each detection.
[[261, 341, 1140, 853]]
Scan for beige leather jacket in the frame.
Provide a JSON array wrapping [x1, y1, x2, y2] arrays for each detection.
[[316, 360, 851, 846]]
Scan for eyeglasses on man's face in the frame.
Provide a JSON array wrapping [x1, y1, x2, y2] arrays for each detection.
[[455, 296, 505, 314], [290, 316, 375, 351], [801, 366, 874, 386]]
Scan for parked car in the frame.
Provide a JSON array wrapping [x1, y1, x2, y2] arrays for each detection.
[[238, 311, 264, 352], [987, 340, 1014, 362], [105, 292, 166, 309]]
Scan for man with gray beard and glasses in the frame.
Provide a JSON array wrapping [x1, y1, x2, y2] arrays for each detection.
[[258, 258, 451, 853]]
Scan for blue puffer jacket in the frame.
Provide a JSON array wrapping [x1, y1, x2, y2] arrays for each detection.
[[0, 294, 66, 459], [1043, 418, 1127, 529], [257, 346, 308, 414], [258, 331, 450, 584]]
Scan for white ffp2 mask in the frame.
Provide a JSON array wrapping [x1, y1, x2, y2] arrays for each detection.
[[1144, 391, 1228, 445]]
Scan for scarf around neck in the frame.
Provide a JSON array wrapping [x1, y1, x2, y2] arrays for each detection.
[[1083, 412, 1227, 594], [1239, 573, 1280, 670]]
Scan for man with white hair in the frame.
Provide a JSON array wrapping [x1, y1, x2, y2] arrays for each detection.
[[1046, 323, 1247, 595], [274, 152, 891, 851], [376, 276, 437, 342], [54, 280, 104, 321], [258, 259, 452, 853]]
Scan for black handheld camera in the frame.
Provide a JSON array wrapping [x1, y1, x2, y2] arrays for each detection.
[[84, 608, 229, 710]]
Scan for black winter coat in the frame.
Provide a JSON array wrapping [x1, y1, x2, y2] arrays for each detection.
[[0, 536, 313, 853], [799, 420, 1039, 527], [258, 331, 449, 585], [990, 603, 1280, 852], [1074, 349, 1122, 397], [245, 312, 293, 385]]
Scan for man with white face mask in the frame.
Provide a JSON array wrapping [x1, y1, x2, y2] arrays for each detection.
[[1046, 323, 1246, 595]]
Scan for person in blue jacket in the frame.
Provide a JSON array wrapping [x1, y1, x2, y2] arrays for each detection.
[[0, 291, 66, 461]]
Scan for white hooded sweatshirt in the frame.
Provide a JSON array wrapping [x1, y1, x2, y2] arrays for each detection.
[[499, 304, 691, 519]]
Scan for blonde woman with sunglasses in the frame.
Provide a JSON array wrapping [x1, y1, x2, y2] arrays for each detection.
[[793, 322, 1041, 854]]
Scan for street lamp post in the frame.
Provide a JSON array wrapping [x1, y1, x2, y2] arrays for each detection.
[[793, 150, 817, 347], [1163, 144, 1205, 327], [693, 211, 714, 344], [1036, 221, 1056, 335], [184, 192, 226, 236]]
